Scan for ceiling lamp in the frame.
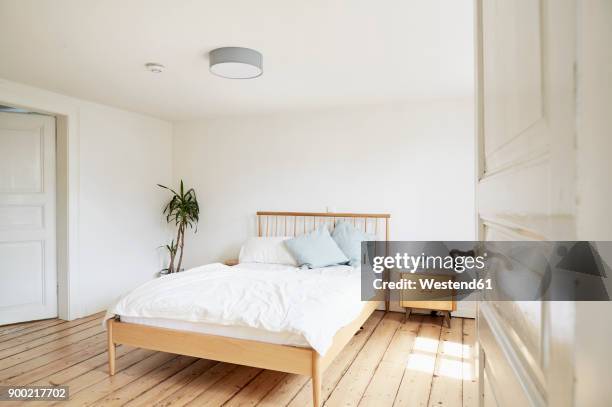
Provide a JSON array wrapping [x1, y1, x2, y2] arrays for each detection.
[[209, 47, 263, 79]]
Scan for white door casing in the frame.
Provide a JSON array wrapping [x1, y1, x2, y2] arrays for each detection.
[[475, 0, 577, 406], [0, 112, 57, 324]]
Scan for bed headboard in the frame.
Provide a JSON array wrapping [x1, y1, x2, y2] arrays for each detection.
[[256, 211, 390, 241]]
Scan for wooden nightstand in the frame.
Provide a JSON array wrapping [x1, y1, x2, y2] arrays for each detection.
[[399, 272, 456, 327], [224, 259, 239, 266]]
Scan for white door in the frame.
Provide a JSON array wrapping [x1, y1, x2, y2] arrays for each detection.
[[0, 112, 57, 325], [475, 0, 577, 406]]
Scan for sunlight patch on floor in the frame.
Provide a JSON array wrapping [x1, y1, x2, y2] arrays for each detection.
[[405, 353, 436, 374], [405, 338, 475, 380], [406, 353, 475, 380], [439, 359, 473, 380], [413, 337, 439, 353], [413, 338, 469, 358], [442, 340, 471, 358]]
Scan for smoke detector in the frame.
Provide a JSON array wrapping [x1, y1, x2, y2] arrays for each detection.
[[145, 63, 165, 73]]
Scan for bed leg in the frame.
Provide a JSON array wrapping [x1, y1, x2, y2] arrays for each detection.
[[107, 319, 116, 375], [312, 351, 322, 407]]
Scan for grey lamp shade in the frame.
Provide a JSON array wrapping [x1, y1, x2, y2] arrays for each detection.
[[209, 47, 263, 79]]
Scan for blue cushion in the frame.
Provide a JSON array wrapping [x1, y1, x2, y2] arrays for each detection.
[[284, 226, 349, 268], [331, 221, 376, 266]]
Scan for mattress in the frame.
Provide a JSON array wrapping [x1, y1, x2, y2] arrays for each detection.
[[120, 315, 310, 347]]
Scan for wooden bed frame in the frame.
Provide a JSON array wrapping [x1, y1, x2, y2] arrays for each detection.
[[107, 211, 390, 406]]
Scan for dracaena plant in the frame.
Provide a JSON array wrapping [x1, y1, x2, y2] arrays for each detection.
[[158, 180, 199, 273]]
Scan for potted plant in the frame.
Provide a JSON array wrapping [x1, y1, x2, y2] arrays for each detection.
[[158, 180, 199, 274]]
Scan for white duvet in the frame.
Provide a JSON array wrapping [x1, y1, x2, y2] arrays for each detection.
[[105, 262, 365, 355]]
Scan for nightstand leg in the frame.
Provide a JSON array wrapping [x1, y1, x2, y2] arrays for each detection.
[[404, 307, 411, 322], [443, 311, 451, 328]]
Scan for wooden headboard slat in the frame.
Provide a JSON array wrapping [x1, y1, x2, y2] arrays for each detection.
[[256, 211, 390, 218], [256, 211, 390, 240]]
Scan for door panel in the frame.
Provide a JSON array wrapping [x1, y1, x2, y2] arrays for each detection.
[[0, 112, 57, 325], [0, 241, 44, 307], [476, 0, 576, 406], [0, 205, 44, 229], [0, 127, 43, 192], [481, 0, 545, 174], [479, 304, 542, 406]]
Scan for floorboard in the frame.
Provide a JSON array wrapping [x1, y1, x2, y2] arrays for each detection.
[[0, 318, 65, 339], [154, 362, 238, 406], [393, 315, 443, 406], [185, 366, 262, 406], [124, 359, 217, 407], [0, 334, 107, 381], [0, 318, 102, 359], [279, 310, 384, 407], [0, 311, 477, 406], [91, 355, 198, 406], [462, 319, 478, 407], [359, 315, 422, 406], [325, 312, 403, 406], [0, 313, 103, 351], [427, 317, 463, 407]]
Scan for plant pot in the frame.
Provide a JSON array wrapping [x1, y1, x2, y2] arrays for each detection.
[[158, 268, 185, 277]]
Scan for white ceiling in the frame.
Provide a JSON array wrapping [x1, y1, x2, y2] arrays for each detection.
[[0, 0, 473, 121]]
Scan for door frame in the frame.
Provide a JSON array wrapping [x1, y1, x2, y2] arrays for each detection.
[[0, 86, 81, 321]]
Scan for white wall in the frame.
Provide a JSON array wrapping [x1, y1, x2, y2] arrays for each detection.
[[77, 103, 172, 316], [0, 78, 172, 318], [173, 99, 475, 268]]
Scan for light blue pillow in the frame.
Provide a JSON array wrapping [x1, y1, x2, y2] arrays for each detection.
[[284, 226, 349, 268], [332, 221, 376, 266]]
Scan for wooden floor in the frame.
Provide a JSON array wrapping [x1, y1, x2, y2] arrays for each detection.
[[0, 311, 477, 406]]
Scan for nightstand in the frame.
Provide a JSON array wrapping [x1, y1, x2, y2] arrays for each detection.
[[399, 272, 456, 327], [224, 259, 239, 266]]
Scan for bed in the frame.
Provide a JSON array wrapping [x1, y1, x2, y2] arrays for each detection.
[[106, 211, 389, 407]]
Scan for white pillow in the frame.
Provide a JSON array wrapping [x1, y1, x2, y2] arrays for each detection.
[[238, 237, 298, 266]]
